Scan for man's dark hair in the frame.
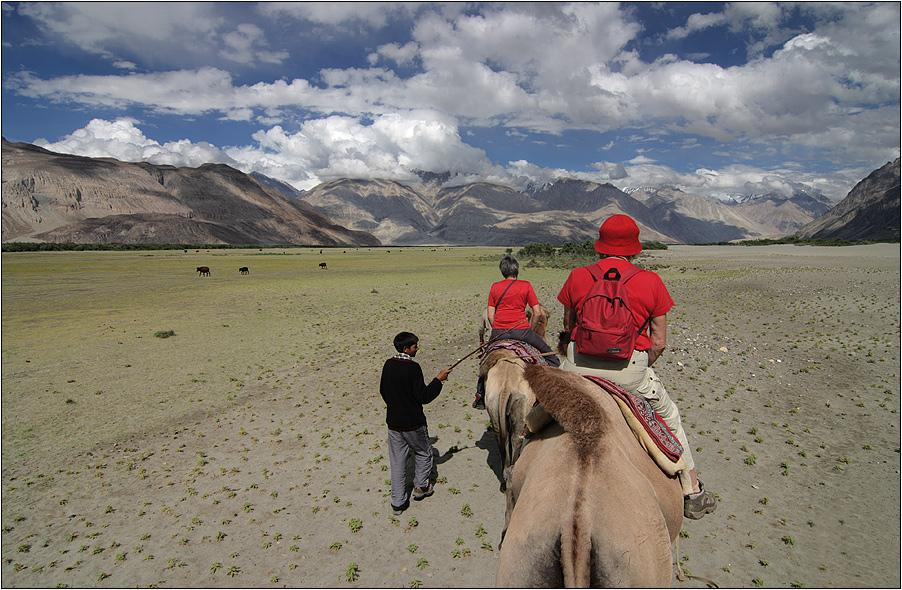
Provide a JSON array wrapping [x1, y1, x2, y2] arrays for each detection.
[[393, 331, 419, 352]]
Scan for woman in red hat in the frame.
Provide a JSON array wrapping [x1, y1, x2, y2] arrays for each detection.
[[556, 214, 716, 520]]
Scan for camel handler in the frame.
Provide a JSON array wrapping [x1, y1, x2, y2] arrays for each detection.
[[472, 254, 559, 410], [554, 214, 716, 520], [379, 332, 451, 515]]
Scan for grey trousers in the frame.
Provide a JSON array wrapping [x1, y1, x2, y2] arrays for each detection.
[[387, 425, 433, 507]]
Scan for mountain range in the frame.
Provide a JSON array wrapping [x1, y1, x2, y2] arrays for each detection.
[[1, 139, 378, 246], [297, 175, 835, 245], [2, 138, 897, 246]]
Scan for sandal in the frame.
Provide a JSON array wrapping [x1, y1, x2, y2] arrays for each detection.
[[684, 481, 716, 520]]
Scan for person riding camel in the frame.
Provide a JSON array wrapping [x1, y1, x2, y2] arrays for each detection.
[[556, 214, 716, 520], [473, 254, 559, 410]]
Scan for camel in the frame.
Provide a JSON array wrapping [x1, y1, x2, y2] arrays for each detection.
[[477, 302, 551, 492], [481, 359, 683, 587], [479, 347, 534, 490]]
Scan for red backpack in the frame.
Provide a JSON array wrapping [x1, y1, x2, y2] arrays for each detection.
[[573, 264, 650, 360]]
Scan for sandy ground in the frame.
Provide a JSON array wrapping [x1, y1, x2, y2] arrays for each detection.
[[1, 243, 899, 588]]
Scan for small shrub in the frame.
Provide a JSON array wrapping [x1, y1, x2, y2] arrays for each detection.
[[154, 330, 176, 339], [346, 563, 360, 582]]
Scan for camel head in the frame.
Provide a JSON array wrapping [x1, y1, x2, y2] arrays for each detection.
[[557, 330, 571, 357]]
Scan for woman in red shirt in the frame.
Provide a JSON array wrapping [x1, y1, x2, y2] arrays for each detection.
[[473, 254, 559, 409], [487, 254, 559, 365]]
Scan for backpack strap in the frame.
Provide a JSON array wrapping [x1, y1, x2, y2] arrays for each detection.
[[584, 262, 643, 284]]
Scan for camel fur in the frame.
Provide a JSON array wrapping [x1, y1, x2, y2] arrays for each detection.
[[491, 363, 683, 588], [479, 349, 535, 500]]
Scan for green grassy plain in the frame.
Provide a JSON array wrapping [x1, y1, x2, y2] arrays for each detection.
[[1, 247, 535, 475]]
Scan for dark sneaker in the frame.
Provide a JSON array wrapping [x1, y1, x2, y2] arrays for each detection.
[[391, 500, 409, 515], [412, 484, 434, 501], [472, 394, 485, 410], [684, 481, 716, 520]]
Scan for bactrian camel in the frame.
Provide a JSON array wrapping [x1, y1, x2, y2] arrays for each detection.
[[481, 358, 683, 587]]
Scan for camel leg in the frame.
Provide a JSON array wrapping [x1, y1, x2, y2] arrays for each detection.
[[496, 520, 564, 588]]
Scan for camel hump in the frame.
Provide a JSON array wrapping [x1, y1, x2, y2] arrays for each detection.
[[523, 364, 605, 456]]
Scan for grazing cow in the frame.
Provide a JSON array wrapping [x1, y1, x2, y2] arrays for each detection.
[[196, 266, 211, 276], [239, 267, 249, 275], [319, 262, 328, 270]]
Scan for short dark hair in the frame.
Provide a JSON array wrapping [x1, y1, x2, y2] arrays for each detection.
[[499, 254, 519, 278], [393, 331, 418, 352]]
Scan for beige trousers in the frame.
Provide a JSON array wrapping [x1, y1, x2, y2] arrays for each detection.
[[560, 342, 695, 472]]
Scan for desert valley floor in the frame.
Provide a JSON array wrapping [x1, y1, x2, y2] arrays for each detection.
[[1, 243, 899, 588]]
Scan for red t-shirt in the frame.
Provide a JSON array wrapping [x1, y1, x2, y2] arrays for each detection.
[[557, 259, 674, 351], [488, 279, 539, 330]]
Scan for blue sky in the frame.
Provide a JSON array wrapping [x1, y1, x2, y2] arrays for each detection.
[[2, 2, 899, 201]]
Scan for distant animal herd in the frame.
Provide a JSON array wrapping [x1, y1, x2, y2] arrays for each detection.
[[195, 263, 326, 276], [192, 247, 451, 276]]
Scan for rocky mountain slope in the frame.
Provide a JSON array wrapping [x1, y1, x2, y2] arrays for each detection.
[[796, 158, 900, 241], [300, 176, 833, 245], [1, 139, 379, 246]]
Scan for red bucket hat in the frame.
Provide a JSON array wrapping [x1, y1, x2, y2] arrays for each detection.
[[594, 214, 642, 256]]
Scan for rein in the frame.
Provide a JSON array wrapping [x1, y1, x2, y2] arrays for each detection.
[[674, 537, 719, 587], [446, 328, 515, 371]]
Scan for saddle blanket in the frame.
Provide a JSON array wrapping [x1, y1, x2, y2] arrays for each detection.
[[583, 375, 683, 463], [480, 339, 553, 366]]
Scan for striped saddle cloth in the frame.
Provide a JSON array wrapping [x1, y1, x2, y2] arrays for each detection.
[[583, 375, 684, 462]]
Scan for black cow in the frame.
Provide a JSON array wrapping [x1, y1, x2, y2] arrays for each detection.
[[196, 266, 211, 276], [319, 262, 328, 270], [239, 267, 249, 275]]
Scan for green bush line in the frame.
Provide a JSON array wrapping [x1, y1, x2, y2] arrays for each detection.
[[514, 240, 667, 269], [517, 235, 889, 258], [518, 240, 668, 259]]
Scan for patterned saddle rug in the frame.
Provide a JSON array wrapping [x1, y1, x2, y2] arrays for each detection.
[[583, 375, 684, 463], [480, 339, 554, 366]]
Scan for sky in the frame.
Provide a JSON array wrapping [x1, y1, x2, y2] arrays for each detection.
[[2, 2, 899, 201]]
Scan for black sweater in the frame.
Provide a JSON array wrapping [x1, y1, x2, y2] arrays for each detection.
[[379, 357, 443, 431]]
